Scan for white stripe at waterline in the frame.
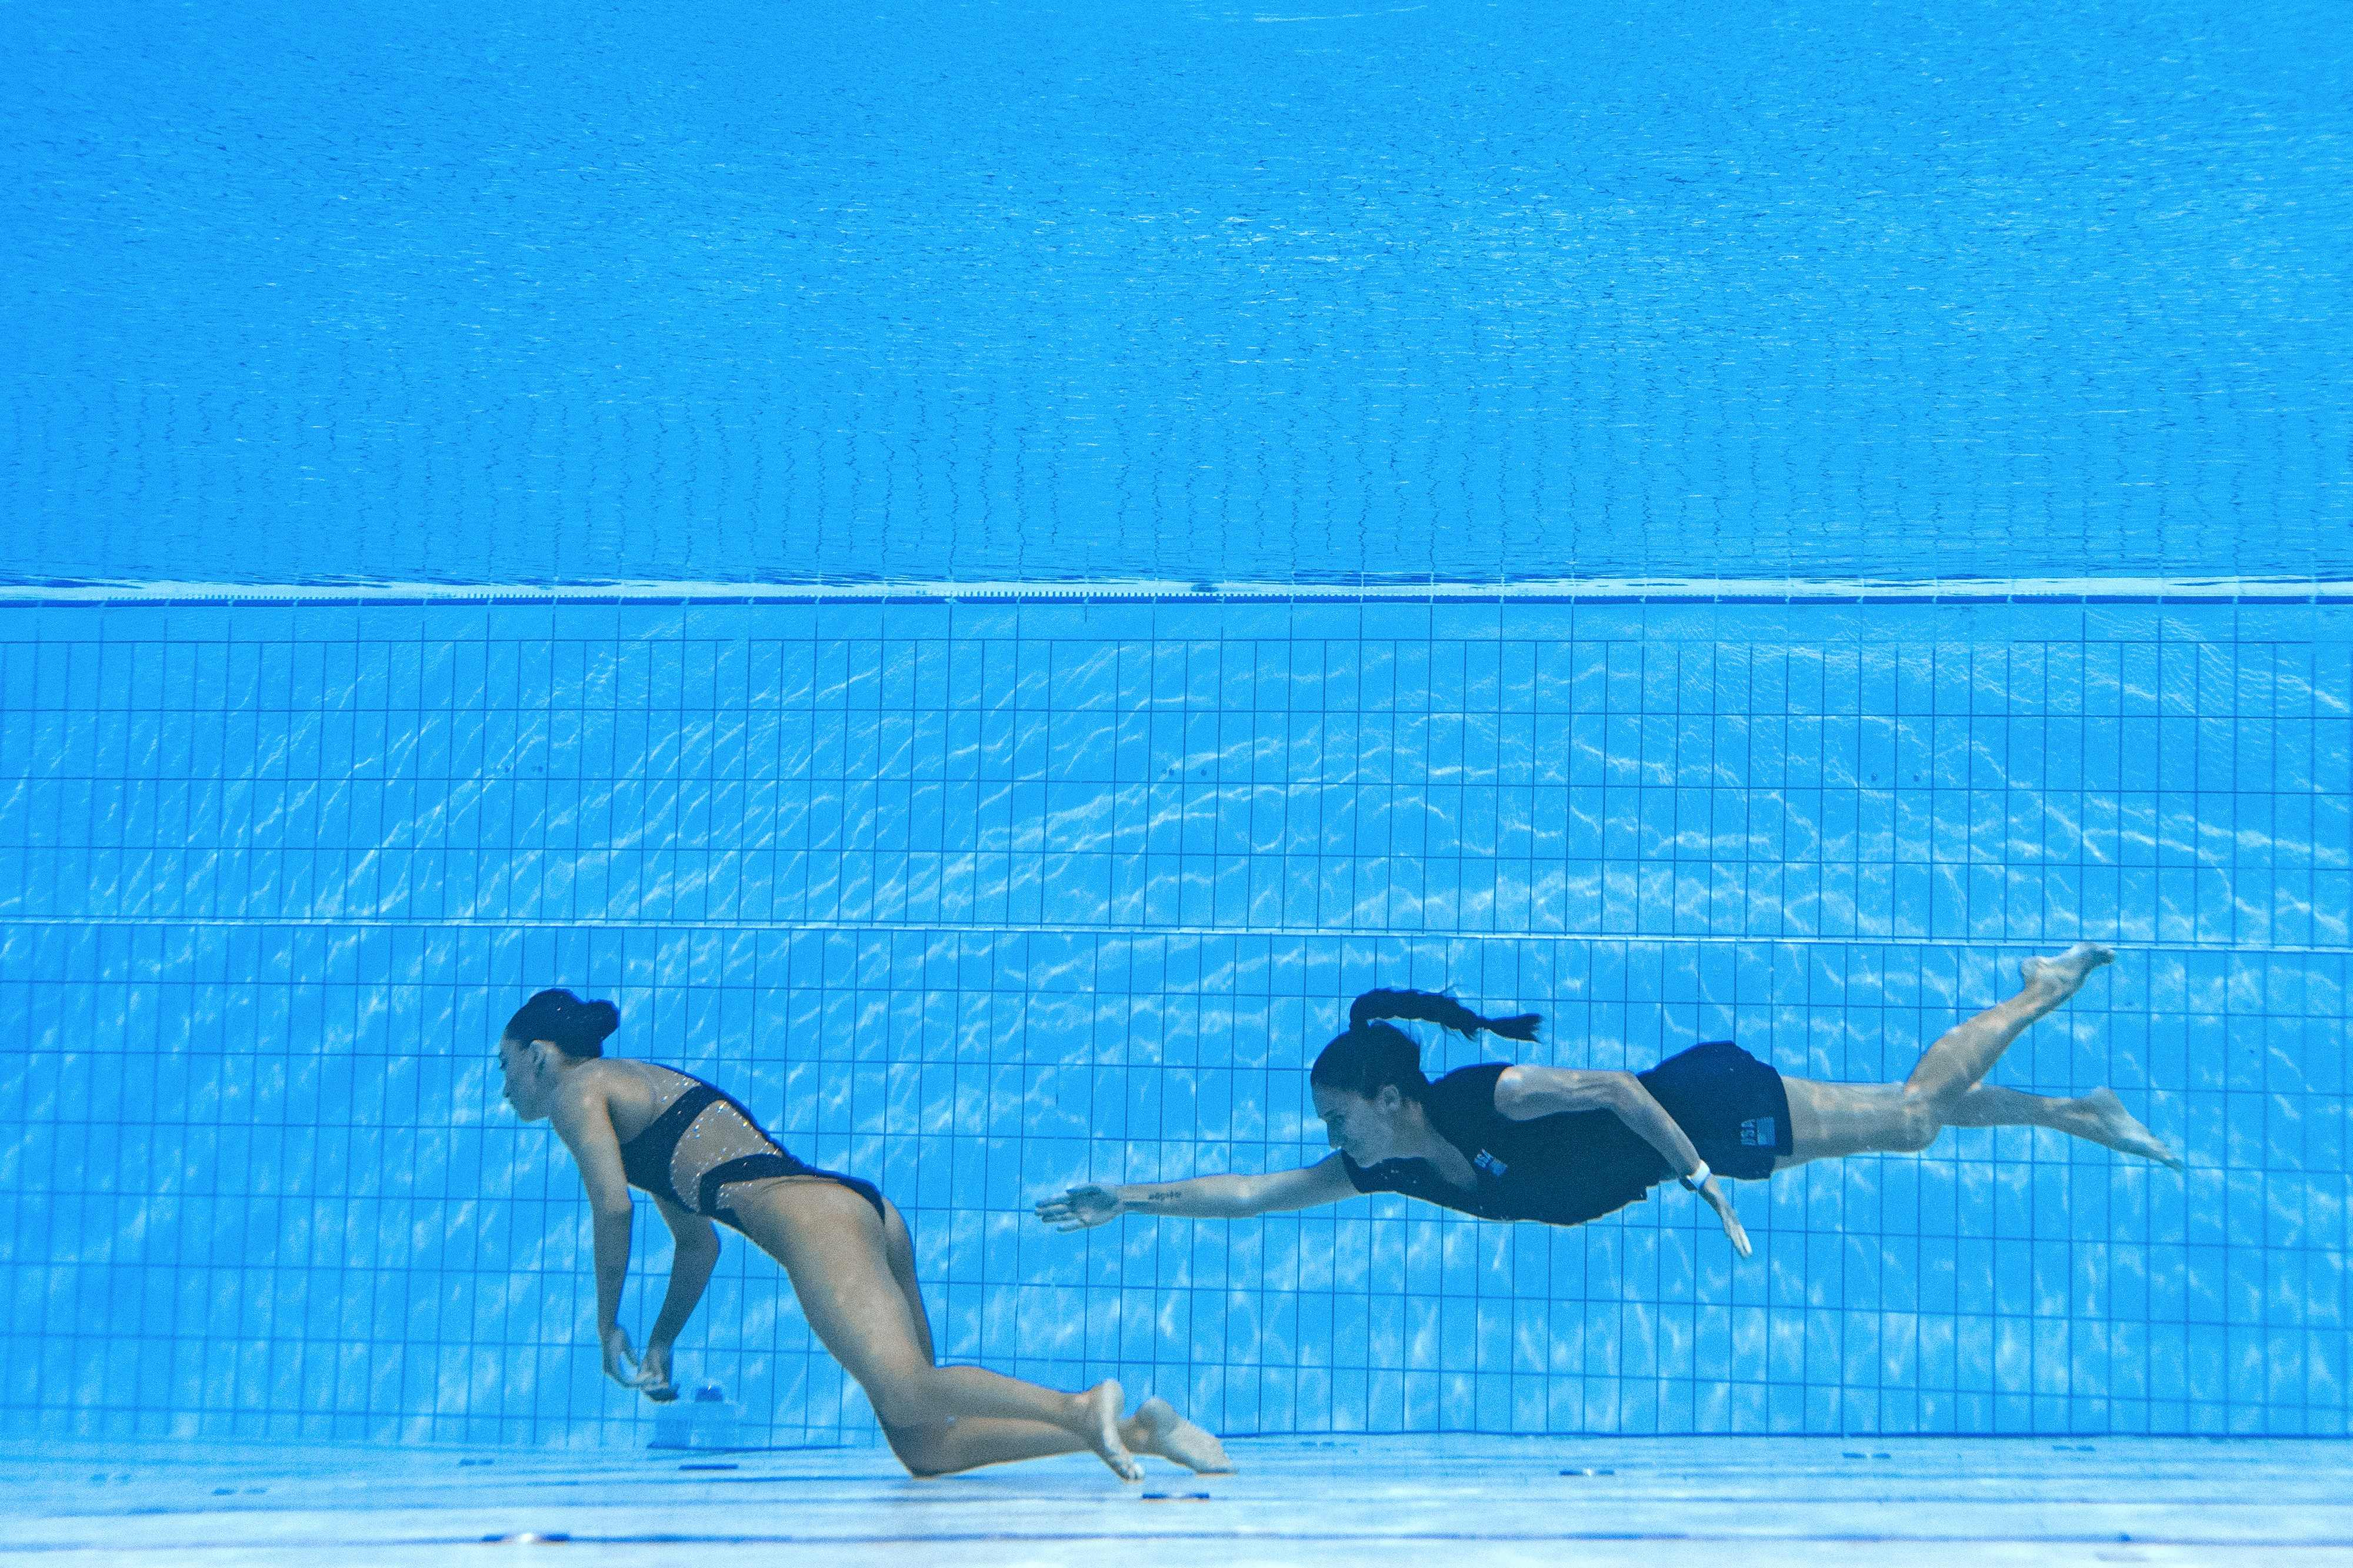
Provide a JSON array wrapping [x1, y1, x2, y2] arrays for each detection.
[[0, 576, 2348, 605]]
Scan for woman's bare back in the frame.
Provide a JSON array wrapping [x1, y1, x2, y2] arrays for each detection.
[[575, 1057, 700, 1144]]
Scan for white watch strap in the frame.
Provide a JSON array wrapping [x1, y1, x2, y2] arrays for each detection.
[[1679, 1160, 1711, 1192]]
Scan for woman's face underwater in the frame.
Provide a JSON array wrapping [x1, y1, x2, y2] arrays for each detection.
[[497, 1034, 557, 1122], [1312, 1083, 1411, 1166]]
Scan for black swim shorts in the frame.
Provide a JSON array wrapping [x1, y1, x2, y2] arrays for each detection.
[[1637, 1039, 1794, 1181]]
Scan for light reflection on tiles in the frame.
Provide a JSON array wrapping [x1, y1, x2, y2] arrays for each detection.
[[0, 598, 2342, 1447]]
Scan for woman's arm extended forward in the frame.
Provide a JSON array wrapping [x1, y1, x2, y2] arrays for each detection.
[[1036, 1155, 1357, 1231]]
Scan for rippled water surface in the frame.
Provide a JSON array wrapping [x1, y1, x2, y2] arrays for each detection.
[[2, 0, 2346, 1455], [5, 0, 2348, 585]]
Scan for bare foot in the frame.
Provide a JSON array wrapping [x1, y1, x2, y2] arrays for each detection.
[[1075, 1381, 1142, 1481], [1129, 1396, 1235, 1474], [2079, 1087, 2184, 1170], [2023, 942, 2114, 1007]]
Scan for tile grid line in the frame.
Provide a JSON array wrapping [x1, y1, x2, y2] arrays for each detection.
[[4, 606, 2346, 1440], [5, 918, 2342, 956]]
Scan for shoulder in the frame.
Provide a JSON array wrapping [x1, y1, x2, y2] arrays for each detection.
[[1432, 1062, 1507, 1085], [549, 1062, 629, 1133], [1428, 1061, 1509, 1112], [586, 1057, 685, 1105]]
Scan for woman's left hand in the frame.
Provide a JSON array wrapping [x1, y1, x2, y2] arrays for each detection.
[[634, 1342, 679, 1403], [1699, 1177, 1752, 1258]]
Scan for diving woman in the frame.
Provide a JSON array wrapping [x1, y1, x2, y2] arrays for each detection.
[[1038, 945, 2178, 1250], [497, 988, 1230, 1479]]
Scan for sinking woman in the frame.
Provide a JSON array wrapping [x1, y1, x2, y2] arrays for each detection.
[[1039, 945, 2178, 1252], [497, 988, 1228, 1480]]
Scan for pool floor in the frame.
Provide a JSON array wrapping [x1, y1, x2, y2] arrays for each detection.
[[5, 1434, 2347, 1565]]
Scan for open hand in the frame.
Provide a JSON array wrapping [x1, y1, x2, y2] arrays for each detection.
[[1699, 1177, 1752, 1259], [1034, 1185, 1124, 1232]]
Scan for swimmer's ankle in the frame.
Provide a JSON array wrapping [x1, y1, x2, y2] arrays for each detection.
[[1124, 1397, 1175, 1454], [1074, 1380, 1142, 1480], [1130, 1394, 1233, 1474]]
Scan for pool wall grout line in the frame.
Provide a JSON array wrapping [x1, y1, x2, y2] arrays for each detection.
[[0, 914, 2339, 954]]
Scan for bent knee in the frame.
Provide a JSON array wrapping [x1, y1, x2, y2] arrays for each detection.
[[1888, 1097, 1942, 1153], [859, 1367, 942, 1431], [882, 1420, 953, 1477]]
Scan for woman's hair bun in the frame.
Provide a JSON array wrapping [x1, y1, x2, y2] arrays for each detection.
[[577, 998, 621, 1045], [504, 988, 621, 1059]]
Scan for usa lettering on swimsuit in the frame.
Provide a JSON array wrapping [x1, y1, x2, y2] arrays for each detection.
[[1474, 1149, 1508, 1177]]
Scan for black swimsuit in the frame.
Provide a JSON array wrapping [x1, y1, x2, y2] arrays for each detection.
[[1342, 1040, 1795, 1227], [616, 1066, 886, 1233]]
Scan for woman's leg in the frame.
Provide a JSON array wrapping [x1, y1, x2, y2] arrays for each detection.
[[733, 1182, 1142, 1480], [1942, 1085, 2182, 1168], [1777, 942, 2174, 1170], [1901, 942, 2112, 1106], [863, 1199, 1234, 1477]]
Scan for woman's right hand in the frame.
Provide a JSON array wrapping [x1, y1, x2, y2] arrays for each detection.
[[1698, 1178, 1752, 1259], [600, 1323, 641, 1387], [1035, 1184, 1125, 1231]]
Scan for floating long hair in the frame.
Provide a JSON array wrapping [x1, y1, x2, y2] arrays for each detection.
[[1309, 989, 1542, 1102], [503, 987, 622, 1059]]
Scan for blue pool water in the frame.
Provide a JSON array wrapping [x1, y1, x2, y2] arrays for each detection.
[[1, 596, 2344, 1446], [4, 0, 2348, 588], [0, 0, 2348, 1459]]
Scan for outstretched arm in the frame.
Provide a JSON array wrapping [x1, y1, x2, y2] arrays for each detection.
[[1495, 1066, 1751, 1257], [1036, 1155, 1357, 1230]]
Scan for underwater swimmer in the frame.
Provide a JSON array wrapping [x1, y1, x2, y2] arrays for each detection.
[[1041, 946, 2177, 1249], [498, 987, 1230, 1480]]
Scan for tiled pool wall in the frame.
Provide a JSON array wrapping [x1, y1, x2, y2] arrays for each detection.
[[0, 596, 2344, 1446]]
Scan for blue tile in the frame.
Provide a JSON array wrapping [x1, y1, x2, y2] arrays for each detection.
[[1, 596, 2339, 1445]]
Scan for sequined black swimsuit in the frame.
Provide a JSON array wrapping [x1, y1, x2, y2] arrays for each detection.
[[616, 1066, 885, 1233]]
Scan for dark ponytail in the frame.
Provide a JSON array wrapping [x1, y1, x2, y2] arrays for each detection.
[[1348, 988, 1541, 1042], [504, 988, 621, 1059], [1311, 989, 1542, 1103]]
